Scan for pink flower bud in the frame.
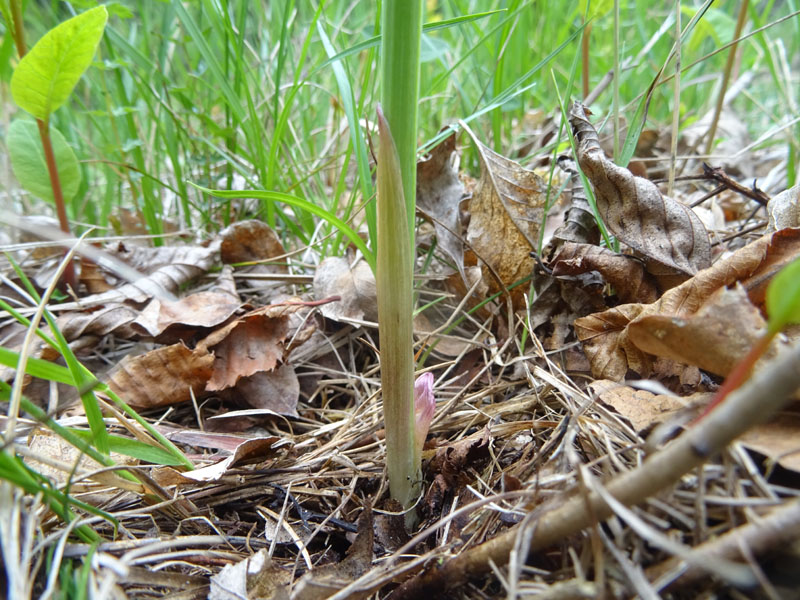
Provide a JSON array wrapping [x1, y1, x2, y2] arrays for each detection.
[[414, 372, 435, 456]]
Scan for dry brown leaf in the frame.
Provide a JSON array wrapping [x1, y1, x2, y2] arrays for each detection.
[[292, 505, 374, 600], [590, 379, 696, 433], [768, 185, 800, 231], [416, 131, 468, 282], [463, 123, 546, 302], [220, 219, 288, 266], [570, 102, 710, 284], [550, 242, 658, 303], [592, 381, 800, 473], [106, 342, 214, 409], [132, 291, 241, 342], [313, 257, 377, 322], [740, 415, 800, 473], [181, 436, 283, 482], [209, 548, 292, 600], [78, 260, 114, 294], [234, 364, 299, 417], [203, 311, 289, 392], [576, 228, 800, 380], [628, 285, 768, 377]]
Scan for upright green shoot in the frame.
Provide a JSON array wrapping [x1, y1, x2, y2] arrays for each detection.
[[377, 0, 424, 514]]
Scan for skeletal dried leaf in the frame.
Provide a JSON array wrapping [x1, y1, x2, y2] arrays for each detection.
[[59, 242, 221, 311], [552, 155, 600, 247], [60, 265, 240, 342], [569, 102, 710, 282], [417, 131, 468, 283], [463, 123, 546, 301]]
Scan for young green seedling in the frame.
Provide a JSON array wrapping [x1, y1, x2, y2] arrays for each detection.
[[5, 4, 107, 289]]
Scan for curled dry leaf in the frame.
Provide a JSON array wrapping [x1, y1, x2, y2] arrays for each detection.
[[416, 131, 469, 284], [181, 436, 283, 483], [313, 256, 377, 322], [199, 299, 310, 393], [552, 155, 600, 247], [569, 102, 711, 284], [628, 285, 772, 377], [462, 122, 546, 302], [60, 265, 240, 343], [550, 242, 658, 304], [576, 228, 800, 380]]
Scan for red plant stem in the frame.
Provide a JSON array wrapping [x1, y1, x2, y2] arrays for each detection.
[[10, 0, 76, 290], [694, 330, 776, 423]]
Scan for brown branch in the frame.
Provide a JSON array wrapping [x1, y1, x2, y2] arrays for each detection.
[[646, 498, 800, 592], [389, 342, 800, 599], [702, 163, 770, 206]]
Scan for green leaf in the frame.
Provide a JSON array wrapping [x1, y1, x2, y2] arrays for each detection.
[[578, 0, 613, 20], [7, 120, 81, 204], [0, 346, 75, 385], [10, 5, 108, 120], [190, 183, 376, 271], [69, 430, 186, 466], [766, 256, 800, 333]]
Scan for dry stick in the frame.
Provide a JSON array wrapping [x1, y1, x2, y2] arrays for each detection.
[[647, 498, 800, 592], [389, 342, 800, 599]]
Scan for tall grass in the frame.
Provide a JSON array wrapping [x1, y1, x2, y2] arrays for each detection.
[[4, 1, 795, 249]]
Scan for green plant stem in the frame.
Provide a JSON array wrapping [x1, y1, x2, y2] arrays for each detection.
[[378, 0, 423, 516], [380, 0, 423, 239]]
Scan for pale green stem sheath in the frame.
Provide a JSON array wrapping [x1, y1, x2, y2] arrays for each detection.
[[376, 105, 418, 511], [380, 0, 423, 241], [378, 0, 423, 517]]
